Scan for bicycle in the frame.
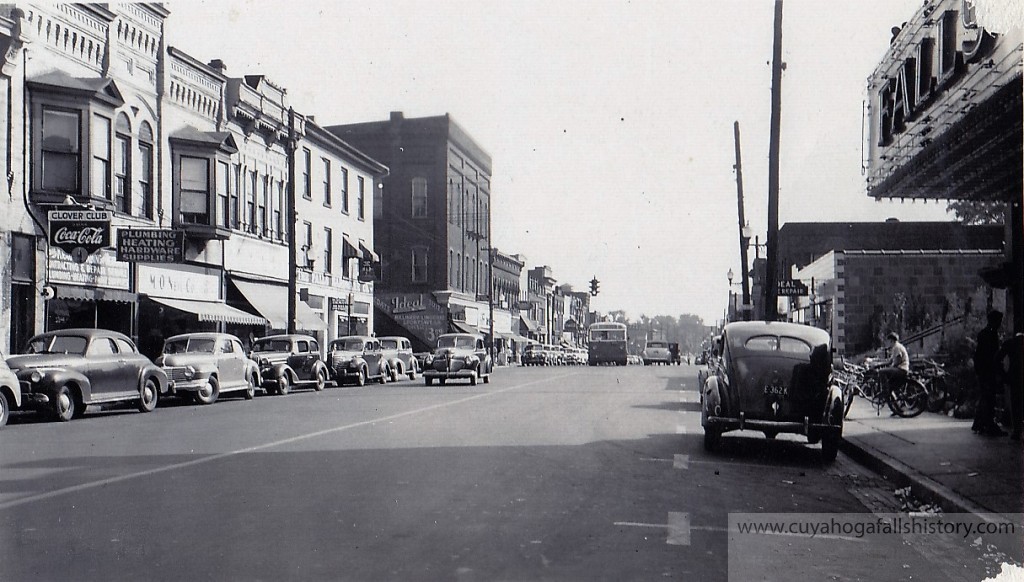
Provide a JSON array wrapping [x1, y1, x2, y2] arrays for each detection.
[[839, 359, 930, 418]]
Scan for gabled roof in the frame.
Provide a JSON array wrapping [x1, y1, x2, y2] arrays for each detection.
[[27, 71, 125, 107]]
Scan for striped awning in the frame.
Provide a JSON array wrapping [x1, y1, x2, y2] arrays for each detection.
[[148, 297, 266, 326]]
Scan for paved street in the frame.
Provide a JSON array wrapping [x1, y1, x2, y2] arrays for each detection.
[[0, 365, 1014, 581]]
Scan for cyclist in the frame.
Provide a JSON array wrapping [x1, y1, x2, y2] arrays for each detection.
[[877, 332, 910, 393]]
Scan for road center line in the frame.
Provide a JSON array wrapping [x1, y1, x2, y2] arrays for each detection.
[[0, 373, 576, 512]]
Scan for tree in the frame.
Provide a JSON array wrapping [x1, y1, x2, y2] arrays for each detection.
[[947, 200, 1006, 225]]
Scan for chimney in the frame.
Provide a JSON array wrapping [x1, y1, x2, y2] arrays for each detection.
[[390, 111, 404, 121], [208, 59, 227, 75]]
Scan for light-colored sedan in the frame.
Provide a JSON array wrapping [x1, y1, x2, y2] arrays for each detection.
[[156, 333, 261, 404], [0, 354, 21, 428]]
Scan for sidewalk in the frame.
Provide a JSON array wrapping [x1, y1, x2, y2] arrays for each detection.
[[840, 397, 1023, 521]]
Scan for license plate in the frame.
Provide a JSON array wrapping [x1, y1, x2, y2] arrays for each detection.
[[763, 384, 788, 397]]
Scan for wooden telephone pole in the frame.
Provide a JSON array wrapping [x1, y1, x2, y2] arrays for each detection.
[[764, 0, 784, 321]]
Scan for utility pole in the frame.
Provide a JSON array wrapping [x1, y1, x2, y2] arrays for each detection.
[[733, 121, 751, 321], [286, 107, 297, 334], [764, 0, 784, 322]]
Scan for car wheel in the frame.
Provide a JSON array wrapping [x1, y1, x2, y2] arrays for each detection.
[[0, 391, 9, 428], [355, 368, 366, 387], [438, 378, 446, 386], [314, 369, 326, 392], [53, 384, 76, 422], [703, 428, 721, 452], [469, 372, 478, 386], [244, 374, 256, 400], [408, 362, 418, 381], [389, 365, 399, 383], [277, 374, 291, 396], [137, 377, 160, 412], [424, 377, 432, 386], [483, 373, 490, 384], [763, 431, 777, 440], [379, 367, 388, 385], [195, 376, 219, 405]]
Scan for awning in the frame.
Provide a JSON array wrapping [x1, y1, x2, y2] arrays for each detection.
[[55, 285, 136, 304], [342, 234, 359, 259], [359, 242, 380, 262], [148, 296, 266, 326], [519, 315, 540, 333], [449, 320, 477, 334], [231, 278, 327, 330]]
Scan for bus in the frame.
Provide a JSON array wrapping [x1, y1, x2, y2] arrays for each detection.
[[587, 322, 628, 366]]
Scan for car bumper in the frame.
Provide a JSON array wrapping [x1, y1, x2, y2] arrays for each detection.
[[168, 378, 211, 392], [705, 414, 841, 437], [423, 369, 477, 380]]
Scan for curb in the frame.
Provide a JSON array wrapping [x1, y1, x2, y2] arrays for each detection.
[[838, 436, 1012, 525]]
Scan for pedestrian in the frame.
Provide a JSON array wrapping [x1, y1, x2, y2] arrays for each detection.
[[877, 331, 910, 394], [972, 310, 1006, 436], [998, 332, 1023, 441]]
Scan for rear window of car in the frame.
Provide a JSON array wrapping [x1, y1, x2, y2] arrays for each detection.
[[743, 335, 811, 355], [381, 339, 398, 349], [252, 339, 292, 352], [647, 342, 668, 349]]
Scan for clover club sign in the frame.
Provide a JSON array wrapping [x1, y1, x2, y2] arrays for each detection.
[[48, 208, 112, 263]]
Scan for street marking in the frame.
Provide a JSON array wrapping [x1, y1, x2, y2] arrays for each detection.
[[676, 425, 687, 434], [673, 454, 689, 469], [667, 512, 691, 545], [0, 373, 577, 512], [678, 392, 699, 403]]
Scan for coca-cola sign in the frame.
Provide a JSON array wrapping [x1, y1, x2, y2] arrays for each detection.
[[48, 208, 112, 257]]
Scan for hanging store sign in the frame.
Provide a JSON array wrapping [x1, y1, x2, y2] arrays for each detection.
[[48, 208, 111, 261], [776, 279, 809, 297], [116, 229, 184, 263]]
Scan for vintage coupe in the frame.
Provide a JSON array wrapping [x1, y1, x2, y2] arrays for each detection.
[[423, 333, 492, 386], [250, 334, 329, 395], [8, 329, 168, 421], [378, 336, 421, 381], [327, 335, 391, 386], [157, 333, 261, 404], [0, 354, 21, 428], [700, 321, 844, 463]]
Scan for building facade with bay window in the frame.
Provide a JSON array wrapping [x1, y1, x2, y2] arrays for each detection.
[[0, 4, 385, 355]]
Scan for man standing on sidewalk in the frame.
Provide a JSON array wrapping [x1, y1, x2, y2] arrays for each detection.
[[972, 310, 1006, 436]]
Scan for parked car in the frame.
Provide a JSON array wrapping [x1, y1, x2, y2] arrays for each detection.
[[0, 354, 21, 428], [250, 334, 329, 395], [7, 328, 168, 421], [424, 333, 493, 386], [327, 335, 391, 386], [522, 344, 547, 366], [156, 333, 261, 404], [642, 340, 673, 365], [700, 321, 844, 463], [379, 336, 421, 381]]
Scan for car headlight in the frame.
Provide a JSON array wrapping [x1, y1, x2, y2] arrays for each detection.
[[184, 365, 196, 380], [259, 357, 270, 367], [463, 355, 478, 365], [30, 370, 42, 383]]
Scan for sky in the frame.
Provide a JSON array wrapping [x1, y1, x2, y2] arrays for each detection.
[[166, 0, 954, 324]]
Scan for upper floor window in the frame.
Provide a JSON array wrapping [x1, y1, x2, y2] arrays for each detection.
[[113, 113, 131, 214], [412, 247, 428, 283], [91, 114, 112, 203], [324, 227, 333, 274], [322, 158, 332, 206], [302, 149, 312, 199], [302, 221, 313, 269], [412, 177, 428, 218], [217, 160, 230, 228], [179, 156, 210, 224], [340, 167, 349, 213], [274, 179, 284, 241], [248, 170, 258, 234], [40, 108, 80, 193], [357, 176, 366, 220], [136, 122, 154, 219], [259, 175, 270, 237]]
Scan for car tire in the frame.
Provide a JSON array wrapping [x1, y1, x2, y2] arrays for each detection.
[[53, 384, 76, 422], [195, 376, 219, 405], [438, 378, 446, 386], [408, 362, 418, 381], [703, 428, 721, 452], [0, 390, 9, 428], [470, 372, 477, 386], [244, 374, 256, 400], [424, 377, 432, 386], [277, 374, 291, 396], [355, 368, 366, 387], [379, 368, 388, 385], [821, 435, 839, 463], [137, 378, 160, 413], [483, 373, 490, 384], [314, 369, 326, 392]]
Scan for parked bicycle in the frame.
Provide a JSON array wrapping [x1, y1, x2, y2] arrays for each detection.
[[838, 359, 930, 419]]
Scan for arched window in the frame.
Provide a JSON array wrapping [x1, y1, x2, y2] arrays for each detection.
[[114, 113, 131, 214], [136, 121, 153, 219]]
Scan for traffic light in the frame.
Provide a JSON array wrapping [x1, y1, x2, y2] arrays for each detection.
[[589, 277, 600, 296]]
